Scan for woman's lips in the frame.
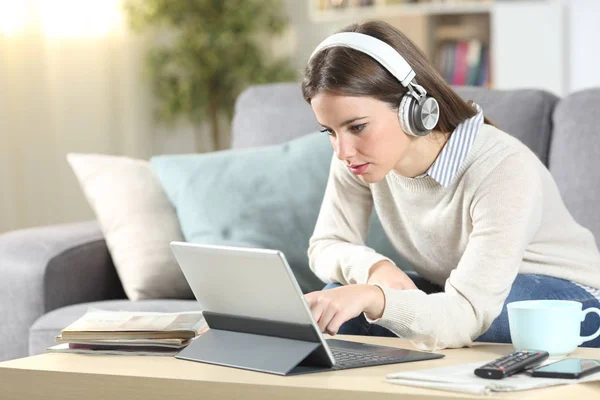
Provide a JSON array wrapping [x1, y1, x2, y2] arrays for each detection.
[[348, 163, 369, 175]]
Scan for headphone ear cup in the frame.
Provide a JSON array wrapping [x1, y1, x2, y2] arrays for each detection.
[[399, 94, 438, 137], [410, 100, 430, 136], [414, 97, 440, 135], [399, 94, 417, 137]]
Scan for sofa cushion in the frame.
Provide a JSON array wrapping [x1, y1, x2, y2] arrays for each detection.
[[231, 83, 559, 165], [550, 88, 600, 245], [151, 132, 406, 294], [453, 87, 558, 165], [231, 82, 321, 149], [29, 300, 200, 356], [67, 153, 193, 301]]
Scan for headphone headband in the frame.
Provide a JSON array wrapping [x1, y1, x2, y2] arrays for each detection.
[[309, 32, 416, 87]]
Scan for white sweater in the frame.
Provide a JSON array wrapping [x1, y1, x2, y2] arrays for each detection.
[[308, 123, 600, 350]]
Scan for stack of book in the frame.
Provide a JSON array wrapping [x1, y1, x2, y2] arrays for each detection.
[[436, 39, 490, 87], [47, 309, 207, 356]]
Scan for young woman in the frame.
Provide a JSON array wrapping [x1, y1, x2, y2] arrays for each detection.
[[301, 20, 600, 350]]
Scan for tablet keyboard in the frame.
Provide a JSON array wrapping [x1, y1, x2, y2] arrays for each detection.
[[331, 348, 397, 368]]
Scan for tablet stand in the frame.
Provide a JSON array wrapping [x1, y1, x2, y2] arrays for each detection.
[[175, 311, 333, 375]]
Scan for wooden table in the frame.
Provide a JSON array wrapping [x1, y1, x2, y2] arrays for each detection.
[[1, 335, 599, 399]]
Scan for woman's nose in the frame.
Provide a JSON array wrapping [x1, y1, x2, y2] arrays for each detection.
[[334, 135, 356, 160]]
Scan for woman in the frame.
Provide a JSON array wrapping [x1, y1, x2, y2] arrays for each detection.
[[301, 20, 600, 350]]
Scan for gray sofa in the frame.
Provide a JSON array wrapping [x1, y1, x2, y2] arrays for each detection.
[[1, 83, 599, 362]]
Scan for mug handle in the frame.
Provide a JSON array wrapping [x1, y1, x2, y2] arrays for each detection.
[[580, 307, 600, 344]]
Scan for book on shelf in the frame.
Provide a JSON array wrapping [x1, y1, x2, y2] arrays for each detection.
[[465, 39, 482, 86], [59, 309, 207, 341], [436, 39, 490, 87]]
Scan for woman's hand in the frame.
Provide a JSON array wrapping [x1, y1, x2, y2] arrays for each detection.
[[367, 260, 417, 290], [304, 284, 384, 335]]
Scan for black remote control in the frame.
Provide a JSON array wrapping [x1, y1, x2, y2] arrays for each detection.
[[474, 350, 549, 379]]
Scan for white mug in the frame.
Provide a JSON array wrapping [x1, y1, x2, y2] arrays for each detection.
[[507, 300, 600, 357]]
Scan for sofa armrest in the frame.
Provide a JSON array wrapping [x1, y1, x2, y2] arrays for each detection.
[[0, 220, 126, 361]]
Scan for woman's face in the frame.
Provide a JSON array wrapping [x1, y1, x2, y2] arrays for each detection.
[[311, 91, 415, 183]]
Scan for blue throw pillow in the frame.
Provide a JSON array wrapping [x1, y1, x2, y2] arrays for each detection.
[[151, 132, 405, 293]]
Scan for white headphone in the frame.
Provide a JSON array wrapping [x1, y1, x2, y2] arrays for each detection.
[[309, 32, 440, 137]]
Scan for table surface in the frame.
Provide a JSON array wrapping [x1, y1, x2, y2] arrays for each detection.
[[1, 335, 600, 400]]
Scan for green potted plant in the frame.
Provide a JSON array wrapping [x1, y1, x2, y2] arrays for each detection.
[[124, 0, 296, 151]]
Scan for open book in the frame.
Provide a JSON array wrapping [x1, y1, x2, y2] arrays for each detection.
[[59, 310, 207, 341]]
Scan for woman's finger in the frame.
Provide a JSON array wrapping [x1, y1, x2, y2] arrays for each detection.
[[326, 311, 350, 336], [310, 296, 325, 324], [318, 299, 338, 332], [303, 291, 319, 307]]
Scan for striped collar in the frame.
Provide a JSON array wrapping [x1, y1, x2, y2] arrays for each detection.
[[417, 104, 484, 187]]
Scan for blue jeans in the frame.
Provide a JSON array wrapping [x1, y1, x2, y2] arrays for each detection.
[[323, 272, 600, 348]]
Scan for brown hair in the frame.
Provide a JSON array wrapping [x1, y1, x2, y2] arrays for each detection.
[[301, 20, 491, 133]]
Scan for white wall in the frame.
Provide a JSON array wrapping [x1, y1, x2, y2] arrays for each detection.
[[567, 0, 600, 93], [492, 0, 568, 97]]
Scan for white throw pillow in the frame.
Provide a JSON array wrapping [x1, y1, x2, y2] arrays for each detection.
[[67, 153, 193, 300]]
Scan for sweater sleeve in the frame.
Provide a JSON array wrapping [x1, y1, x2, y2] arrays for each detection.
[[367, 152, 543, 350], [308, 155, 396, 285]]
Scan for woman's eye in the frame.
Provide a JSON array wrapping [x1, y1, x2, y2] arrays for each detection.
[[349, 123, 366, 133], [320, 128, 334, 136]]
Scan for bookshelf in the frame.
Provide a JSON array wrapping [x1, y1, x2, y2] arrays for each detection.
[[311, 0, 494, 21], [307, 0, 568, 96]]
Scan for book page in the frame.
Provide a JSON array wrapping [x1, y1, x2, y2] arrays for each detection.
[[62, 310, 205, 333]]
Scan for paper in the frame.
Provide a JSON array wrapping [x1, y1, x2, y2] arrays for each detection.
[[54, 335, 189, 348], [46, 343, 179, 357], [386, 359, 600, 395], [63, 310, 205, 333]]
